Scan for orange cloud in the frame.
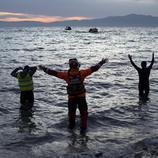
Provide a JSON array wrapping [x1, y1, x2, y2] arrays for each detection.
[[0, 12, 90, 23], [64, 16, 91, 21], [0, 17, 64, 23]]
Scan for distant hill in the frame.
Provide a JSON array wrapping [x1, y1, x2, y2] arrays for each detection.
[[1, 14, 158, 27]]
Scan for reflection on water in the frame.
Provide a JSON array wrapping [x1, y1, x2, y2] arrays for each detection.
[[0, 27, 158, 157], [67, 130, 89, 152], [138, 98, 150, 120], [18, 109, 36, 133], [138, 96, 150, 105]]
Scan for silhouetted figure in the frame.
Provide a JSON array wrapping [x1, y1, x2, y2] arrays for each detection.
[[39, 58, 108, 133], [11, 65, 37, 110], [128, 53, 154, 98]]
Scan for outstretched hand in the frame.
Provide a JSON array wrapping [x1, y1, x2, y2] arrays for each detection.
[[100, 58, 109, 65]]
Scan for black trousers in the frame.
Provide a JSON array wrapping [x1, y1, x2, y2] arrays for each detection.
[[20, 91, 34, 110], [68, 96, 88, 130]]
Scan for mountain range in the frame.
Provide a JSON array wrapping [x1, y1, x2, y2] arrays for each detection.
[[1, 14, 158, 27]]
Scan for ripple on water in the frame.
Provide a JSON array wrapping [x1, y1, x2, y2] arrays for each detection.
[[0, 27, 158, 158]]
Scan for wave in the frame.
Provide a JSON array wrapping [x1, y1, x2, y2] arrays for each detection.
[[121, 136, 158, 158], [23, 47, 44, 52], [0, 27, 158, 158], [0, 106, 10, 114], [3, 132, 64, 149], [10, 49, 21, 51], [47, 48, 57, 52], [4, 37, 13, 40], [127, 40, 136, 42], [0, 87, 19, 93], [75, 30, 89, 33], [88, 113, 135, 129]]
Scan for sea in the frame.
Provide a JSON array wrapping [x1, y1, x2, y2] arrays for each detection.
[[0, 27, 158, 158]]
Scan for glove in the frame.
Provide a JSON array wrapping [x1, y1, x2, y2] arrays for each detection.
[[99, 58, 108, 65], [38, 65, 45, 70]]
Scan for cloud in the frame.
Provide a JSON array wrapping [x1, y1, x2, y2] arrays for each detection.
[[0, 11, 90, 22], [0, 12, 25, 16], [0, 0, 158, 19]]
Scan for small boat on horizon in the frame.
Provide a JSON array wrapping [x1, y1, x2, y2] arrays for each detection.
[[65, 26, 72, 30], [89, 28, 98, 33]]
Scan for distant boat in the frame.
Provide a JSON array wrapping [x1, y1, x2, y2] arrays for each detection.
[[89, 28, 98, 33], [65, 26, 72, 30]]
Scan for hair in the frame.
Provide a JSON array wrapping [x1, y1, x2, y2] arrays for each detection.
[[69, 58, 80, 68], [141, 61, 147, 68], [24, 65, 30, 72]]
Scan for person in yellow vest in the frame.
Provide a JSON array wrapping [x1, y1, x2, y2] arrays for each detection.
[[39, 58, 108, 133], [11, 65, 37, 110]]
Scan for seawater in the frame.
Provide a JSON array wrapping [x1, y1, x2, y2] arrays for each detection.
[[0, 27, 158, 158]]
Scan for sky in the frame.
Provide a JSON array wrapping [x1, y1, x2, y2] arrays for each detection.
[[0, 0, 158, 22]]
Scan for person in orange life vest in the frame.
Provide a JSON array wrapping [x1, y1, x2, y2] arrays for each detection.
[[39, 58, 108, 132], [11, 65, 37, 110]]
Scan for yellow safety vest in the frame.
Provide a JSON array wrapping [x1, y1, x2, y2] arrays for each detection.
[[17, 73, 33, 91]]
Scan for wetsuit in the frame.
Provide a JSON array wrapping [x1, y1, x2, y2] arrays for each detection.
[[137, 67, 151, 97], [42, 61, 104, 131], [129, 55, 154, 98]]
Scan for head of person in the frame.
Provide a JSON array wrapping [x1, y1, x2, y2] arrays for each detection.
[[69, 58, 80, 69], [19, 65, 29, 77], [141, 61, 147, 69], [23, 65, 30, 73], [141, 61, 147, 68]]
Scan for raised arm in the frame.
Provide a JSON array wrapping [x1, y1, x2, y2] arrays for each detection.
[[10, 67, 23, 77], [148, 53, 154, 69], [91, 58, 108, 72], [39, 65, 58, 76], [128, 54, 140, 71]]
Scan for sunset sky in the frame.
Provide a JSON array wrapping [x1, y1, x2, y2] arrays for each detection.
[[0, 0, 158, 22]]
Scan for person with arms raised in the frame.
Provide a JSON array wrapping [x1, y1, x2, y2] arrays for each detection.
[[128, 53, 154, 99], [11, 65, 37, 110], [39, 58, 108, 133]]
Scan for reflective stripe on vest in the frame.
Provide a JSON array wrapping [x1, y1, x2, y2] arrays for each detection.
[[17, 73, 33, 91], [67, 71, 85, 95]]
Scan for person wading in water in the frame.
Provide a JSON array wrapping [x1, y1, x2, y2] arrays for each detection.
[[39, 58, 108, 133], [11, 65, 37, 110], [128, 53, 154, 99]]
